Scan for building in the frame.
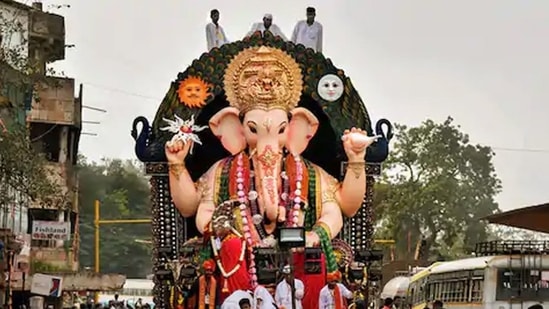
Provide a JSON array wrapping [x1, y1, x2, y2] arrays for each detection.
[[0, 0, 82, 301], [1, 4, 125, 308]]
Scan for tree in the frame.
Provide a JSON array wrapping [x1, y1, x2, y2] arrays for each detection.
[[374, 117, 502, 260], [0, 8, 64, 211], [489, 225, 547, 241], [0, 119, 62, 207], [78, 157, 152, 278]]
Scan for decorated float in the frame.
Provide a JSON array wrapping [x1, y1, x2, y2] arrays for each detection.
[[132, 30, 393, 308]]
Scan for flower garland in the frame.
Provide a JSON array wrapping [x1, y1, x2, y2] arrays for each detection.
[[226, 151, 310, 289], [285, 153, 309, 227], [210, 227, 247, 292], [198, 275, 216, 309], [234, 152, 258, 287]]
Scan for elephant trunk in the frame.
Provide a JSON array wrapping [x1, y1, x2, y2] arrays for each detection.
[[254, 143, 282, 222]]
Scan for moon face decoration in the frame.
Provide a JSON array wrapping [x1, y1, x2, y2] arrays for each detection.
[[317, 74, 344, 102]]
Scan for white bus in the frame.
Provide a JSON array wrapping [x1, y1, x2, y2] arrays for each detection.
[[408, 254, 549, 309], [99, 279, 154, 307]]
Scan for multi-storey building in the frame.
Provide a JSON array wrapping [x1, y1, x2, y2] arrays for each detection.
[[1, 4, 125, 307], [0, 0, 80, 298]]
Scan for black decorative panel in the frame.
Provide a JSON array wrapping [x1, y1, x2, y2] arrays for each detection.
[[340, 162, 379, 251], [147, 163, 177, 309]]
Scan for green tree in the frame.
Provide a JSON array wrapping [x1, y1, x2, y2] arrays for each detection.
[[78, 157, 152, 278], [0, 7, 64, 209], [0, 119, 62, 207], [489, 225, 546, 241], [374, 117, 502, 260]]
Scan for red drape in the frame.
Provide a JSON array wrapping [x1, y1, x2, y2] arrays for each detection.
[[218, 236, 251, 303], [293, 252, 326, 309]]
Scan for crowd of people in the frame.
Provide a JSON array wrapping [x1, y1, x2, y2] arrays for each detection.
[[214, 267, 353, 309], [205, 7, 323, 53]]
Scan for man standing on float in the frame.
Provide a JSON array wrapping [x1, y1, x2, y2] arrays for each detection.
[[206, 9, 229, 51], [291, 7, 323, 52], [247, 14, 288, 40]]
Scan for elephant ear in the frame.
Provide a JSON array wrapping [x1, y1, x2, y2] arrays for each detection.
[[286, 107, 319, 155], [209, 107, 246, 155]]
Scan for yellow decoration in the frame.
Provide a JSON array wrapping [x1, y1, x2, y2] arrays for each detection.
[[224, 46, 303, 114], [177, 76, 211, 108]]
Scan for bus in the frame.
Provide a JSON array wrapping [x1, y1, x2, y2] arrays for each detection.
[[98, 279, 154, 307], [407, 253, 549, 309]]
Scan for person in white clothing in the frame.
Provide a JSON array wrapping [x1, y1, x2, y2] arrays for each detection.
[[254, 285, 277, 309], [246, 14, 288, 40], [205, 9, 229, 51], [291, 7, 323, 52], [221, 290, 253, 309], [275, 265, 305, 309], [319, 271, 353, 309]]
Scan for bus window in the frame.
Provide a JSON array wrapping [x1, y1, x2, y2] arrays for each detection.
[[470, 278, 483, 302], [497, 269, 549, 301]]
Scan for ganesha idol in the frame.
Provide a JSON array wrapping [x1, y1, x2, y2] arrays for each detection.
[[132, 32, 393, 309], [162, 46, 375, 303]]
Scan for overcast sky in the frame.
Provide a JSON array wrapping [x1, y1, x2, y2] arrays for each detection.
[[38, 0, 549, 211]]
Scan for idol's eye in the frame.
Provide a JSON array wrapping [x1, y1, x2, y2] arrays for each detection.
[[248, 124, 257, 134], [332, 83, 339, 88], [278, 125, 287, 134], [324, 83, 330, 88]]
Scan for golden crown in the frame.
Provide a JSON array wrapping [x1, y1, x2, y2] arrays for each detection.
[[224, 46, 303, 114]]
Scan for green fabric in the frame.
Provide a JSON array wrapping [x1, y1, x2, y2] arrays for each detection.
[[216, 157, 232, 205], [315, 225, 337, 273], [305, 160, 317, 230], [198, 157, 232, 266]]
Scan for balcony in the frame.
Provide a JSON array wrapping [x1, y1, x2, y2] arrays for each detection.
[[28, 8, 65, 63], [28, 77, 81, 127]]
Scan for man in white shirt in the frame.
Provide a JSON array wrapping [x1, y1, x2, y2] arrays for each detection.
[[246, 14, 288, 41], [275, 265, 305, 309], [221, 290, 253, 309], [205, 9, 229, 51], [291, 7, 323, 53], [319, 271, 353, 309]]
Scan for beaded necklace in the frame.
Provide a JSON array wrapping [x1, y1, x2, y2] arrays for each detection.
[[229, 151, 308, 288]]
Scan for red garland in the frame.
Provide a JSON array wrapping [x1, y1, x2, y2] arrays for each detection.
[[229, 153, 250, 199], [286, 156, 309, 204]]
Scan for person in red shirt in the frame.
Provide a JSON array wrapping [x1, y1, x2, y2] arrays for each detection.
[[210, 213, 251, 303]]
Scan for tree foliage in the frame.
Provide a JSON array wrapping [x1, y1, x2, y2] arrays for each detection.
[[0, 6, 66, 210], [78, 157, 152, 278], [374, 117, 502, 260], [489, 225, 547, 241], [0, 120, 63, 207]]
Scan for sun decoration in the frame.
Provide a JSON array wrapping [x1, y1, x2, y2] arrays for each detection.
[[177, 76, 211, 108], [160, 114, 208, 154]]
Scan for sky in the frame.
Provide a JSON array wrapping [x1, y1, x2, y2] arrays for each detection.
[[35, 0, 549, 211]]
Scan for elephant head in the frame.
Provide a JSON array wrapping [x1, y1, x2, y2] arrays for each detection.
[[209, 106, 319, 222]]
